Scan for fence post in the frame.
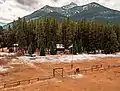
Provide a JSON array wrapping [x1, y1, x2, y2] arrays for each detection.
[[18, 81, 20, 86], [108, 65, 110, 69], [4, 84, 6, 88], [37, 78, 40, 81], [53, 69, 55, 77], [62, 68, 63, 78], [28, 80, 30, 84]]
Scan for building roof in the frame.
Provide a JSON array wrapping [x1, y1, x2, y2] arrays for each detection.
[[68, 44, 73, 48], [56, 44, 64, 49]]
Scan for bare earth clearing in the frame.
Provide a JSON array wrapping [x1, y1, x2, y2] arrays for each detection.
[[0, 56, 120, 91]]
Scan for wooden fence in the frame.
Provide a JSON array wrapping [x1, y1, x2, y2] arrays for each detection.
[[76, 63, 120, 74], [53, 68, 64, 78], [0, 75, 53, 89], [0, 63, 120, 89]]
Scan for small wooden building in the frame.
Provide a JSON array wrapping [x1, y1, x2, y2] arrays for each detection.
[[56, 44, 65, 54]]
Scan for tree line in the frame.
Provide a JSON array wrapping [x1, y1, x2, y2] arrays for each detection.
[[0, 17, 120, 54]]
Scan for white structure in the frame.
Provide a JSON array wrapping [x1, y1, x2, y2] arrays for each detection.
[[68, 44, 73, 49], [13, 44, 19, 52], [56, 44, 64, 49]]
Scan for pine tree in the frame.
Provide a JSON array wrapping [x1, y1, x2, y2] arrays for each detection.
[[28, 42, 34, 56], [78, 39, 83, 54], [16, 18, 27, 48], [60, 18, 72, 48], [88, 22, 97, 53], [73, 40, 78, 55], [49, 18, 58, 45], [35, 19, 43, 48], [43, 17, 51, 49], [113, 25, 120, 51], [103, 25, 119, 54], [50, 41, 57, 55], [40, 44, 46, 56]]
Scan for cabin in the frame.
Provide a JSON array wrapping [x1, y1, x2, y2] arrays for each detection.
[[56, 44, 65, 54]]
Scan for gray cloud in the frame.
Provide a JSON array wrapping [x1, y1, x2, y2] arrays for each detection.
[[11, 0, 40, 12], [0, 0, 6, 4], [10, 3, 31, 11], [0, 16, 11, 22], [51, 0, 59, 2], [15, 0, 39, 7]]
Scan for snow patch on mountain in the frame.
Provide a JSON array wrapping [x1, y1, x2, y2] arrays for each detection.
[[35, 2, 104, 17], [41, 5, 53, 13], [88, 2, 100, 8], [83, 6, 89, 11], [62, 2, 78, 10], [89, 3, 100, 8]]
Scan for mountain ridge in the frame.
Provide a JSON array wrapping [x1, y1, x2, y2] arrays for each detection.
[[21, 2, 120, 23], [3, 2, 120, 27]]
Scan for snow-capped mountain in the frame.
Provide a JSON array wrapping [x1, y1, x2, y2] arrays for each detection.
[[24, 2, 120, 23], [3, 2, 120, 27], [25, 2, 79, 20]]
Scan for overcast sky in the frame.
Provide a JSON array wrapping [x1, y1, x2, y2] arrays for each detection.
[[0, 0, 120, 23]]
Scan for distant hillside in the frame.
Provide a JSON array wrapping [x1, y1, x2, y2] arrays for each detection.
[[0, 22, 6, 26]]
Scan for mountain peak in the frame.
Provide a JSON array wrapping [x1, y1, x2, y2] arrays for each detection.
[[90, 2, 99, 4], [69, 2, 77, 6], [43, 5, 51, 8], [62, 2, 78, 9], [40, 5, 54, 13], [87, 2, 101, 7]]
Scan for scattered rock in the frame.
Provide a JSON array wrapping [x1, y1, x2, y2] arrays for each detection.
[[69, 74, 84, 79]]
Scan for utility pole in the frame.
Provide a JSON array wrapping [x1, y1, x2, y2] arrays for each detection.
[[71, 44, 73, 69]]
